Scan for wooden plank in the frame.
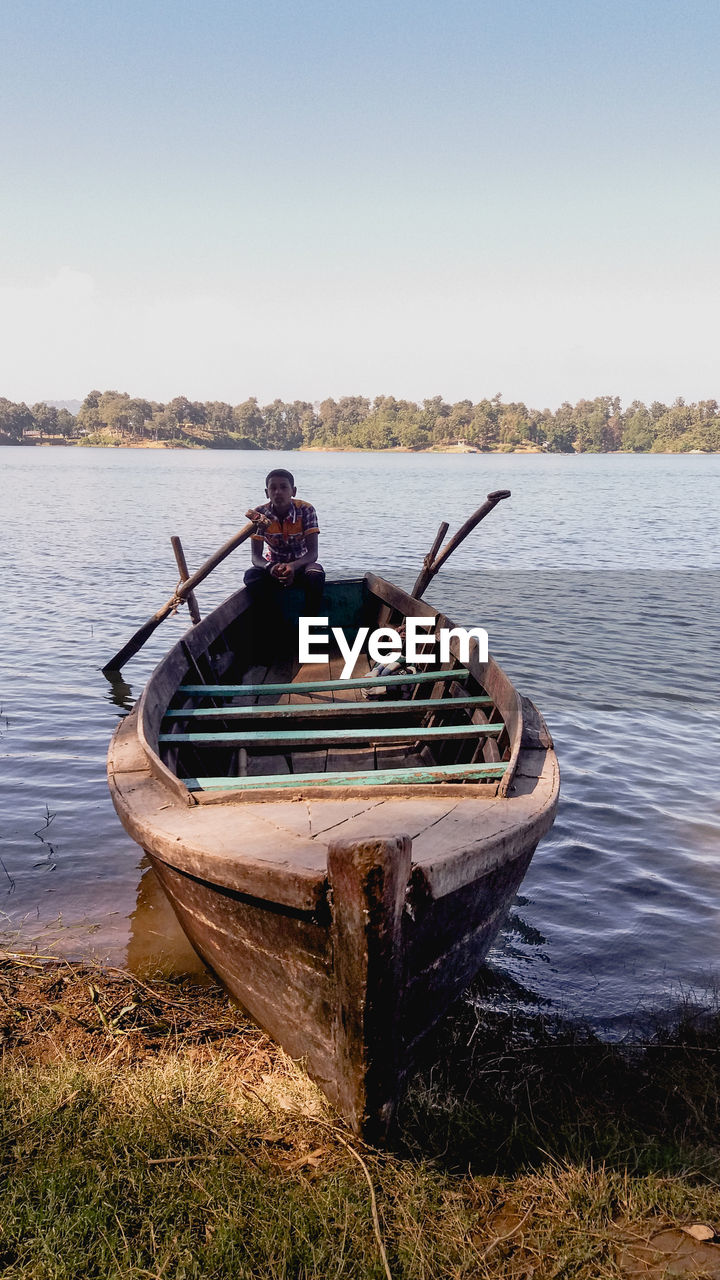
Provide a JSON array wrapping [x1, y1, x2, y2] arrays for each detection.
[[403, 848, 535, 975], [247, 754, 290, 776], [160, 722, 504, 747], [374, 743, 425, 771], [258, 655, 295, 703], [163, 695, 493, 721], [326, 744, 377, 774], [177, 668, 471, 697], [288, 657, 333, 773], [324, 653, 375, 772], [327, 650, 368, 701], [225, 663, 266, 777], [470, 703, 502, 764], [245, 657, 295, 778], [292, 750, 328, 773], [328, 835, 412, 1137], [171, 535, 202, 625], [234, 663, 269, 706], [153, 862, 336, 1075], [184, 762, 508, 791]]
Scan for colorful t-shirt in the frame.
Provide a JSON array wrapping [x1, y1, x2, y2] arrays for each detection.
[[251, 499, 320, 564]]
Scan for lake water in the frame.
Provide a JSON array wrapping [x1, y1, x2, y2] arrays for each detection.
[[1, 446, 719, 1029]]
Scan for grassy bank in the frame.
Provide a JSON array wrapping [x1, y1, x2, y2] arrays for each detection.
[[2, 957, 720, 1278]]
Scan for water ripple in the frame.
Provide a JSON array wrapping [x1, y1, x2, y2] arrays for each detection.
[[1, 447, 719, 1017]]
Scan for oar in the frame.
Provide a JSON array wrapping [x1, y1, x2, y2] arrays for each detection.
[[411, 489, 511, 599], [102, 518, 260, 676]]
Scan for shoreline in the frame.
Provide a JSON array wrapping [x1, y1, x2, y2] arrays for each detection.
[[5, 952, 720, 1278], [2, 437, 717, 456]]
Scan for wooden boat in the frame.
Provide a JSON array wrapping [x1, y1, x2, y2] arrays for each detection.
[[107, 568, 559, 1138]]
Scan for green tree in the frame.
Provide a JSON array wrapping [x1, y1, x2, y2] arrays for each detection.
[[76, 390, 104, 435], [234, 398, 264, 443], [0, 398, 34, 440], [544, 403, 576, 453], [126, 398, 152, 438], [56, 408, 78, 438], [621, 402, 654, 452], [205, 401, 235, 441], [468, 399, 499, 449], [31, 403, 58, 439]]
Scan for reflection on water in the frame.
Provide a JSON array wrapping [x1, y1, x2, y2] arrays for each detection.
[[105, 673, 135, 712], [1, 448, 719, 1025], [127, 860, 209, 980]]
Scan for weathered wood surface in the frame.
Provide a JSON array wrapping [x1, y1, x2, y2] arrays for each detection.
[[400, 849, 536, 1050], [163, 694, 493, 721], [107, 571, 560, 1137], [285, 657, 334, 773], [184, 762, 507, 791], [412, 520, 449, 606], [108, 711, 328, 910], [171, 535, 201, 626], [103, 524, 259, 674], [328, 835, 411, 1137], [194, 777, 505, 804], [411, 490, 511, 598], [161, 722, 504, 747], [153, 860, 338, 1093], [112, 711, 552, 890]]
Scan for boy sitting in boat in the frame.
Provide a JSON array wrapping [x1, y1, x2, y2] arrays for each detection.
[[244, 469, 325, 612]]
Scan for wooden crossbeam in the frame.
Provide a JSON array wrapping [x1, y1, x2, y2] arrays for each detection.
[[177, 669, 471, 698], [163, 695, 493, 721], [159, 723, 504, 748], [184, 761, 508, 791]]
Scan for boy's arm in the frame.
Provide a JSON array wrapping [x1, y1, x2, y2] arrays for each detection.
[[250, 538, 268, 569], [246, 507, 272, 570]]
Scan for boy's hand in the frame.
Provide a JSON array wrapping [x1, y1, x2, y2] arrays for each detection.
[[270, 563, 295, 586], [246, 508, 272, 532]]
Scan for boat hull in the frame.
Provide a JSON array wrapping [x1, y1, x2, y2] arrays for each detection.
[[146, 828, 540, 1136], [108, 573, 559, 1137]]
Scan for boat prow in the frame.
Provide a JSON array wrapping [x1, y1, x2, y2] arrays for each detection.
[[108, 573, 559, 1138]]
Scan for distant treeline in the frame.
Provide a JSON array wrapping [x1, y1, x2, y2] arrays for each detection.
[[1, 389, 719, 452]]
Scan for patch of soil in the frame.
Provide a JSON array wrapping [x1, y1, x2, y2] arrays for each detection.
[[0, 954, 277, 1068]]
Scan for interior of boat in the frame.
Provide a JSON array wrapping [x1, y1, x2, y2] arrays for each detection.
[[154, 577, 512, 796]]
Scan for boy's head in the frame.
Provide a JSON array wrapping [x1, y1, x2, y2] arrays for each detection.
[[265, 469, 296, 515]]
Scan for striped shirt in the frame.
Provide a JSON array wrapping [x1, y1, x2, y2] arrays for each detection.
[[251, 499, 320, 564]]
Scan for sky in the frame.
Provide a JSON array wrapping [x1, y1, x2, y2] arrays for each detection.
[[1, 0, 719, 410]]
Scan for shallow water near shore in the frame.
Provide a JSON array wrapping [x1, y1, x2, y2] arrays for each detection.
[[1, 446, 719, 1028]]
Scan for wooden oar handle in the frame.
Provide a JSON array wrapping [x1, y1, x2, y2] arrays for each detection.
[[245, 508, 272, 532], [431, 490, 511, 573], [411, 490, 511, 599], [102, 518, 261, 676]]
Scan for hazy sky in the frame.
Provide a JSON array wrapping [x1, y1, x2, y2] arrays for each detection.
[[2, 0, 719, 409]]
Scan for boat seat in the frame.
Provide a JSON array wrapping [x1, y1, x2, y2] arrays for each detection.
[[176, 668, 472, 698], [159, 723, 504, 748], [183, 761, 508, 792]]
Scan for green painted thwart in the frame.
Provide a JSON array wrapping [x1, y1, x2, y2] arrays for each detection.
[[178, 668, 472, 697], [183, 761, 509, 791]]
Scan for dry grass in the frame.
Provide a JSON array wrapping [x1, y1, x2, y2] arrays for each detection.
[[3, 954, 720, 1278]]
